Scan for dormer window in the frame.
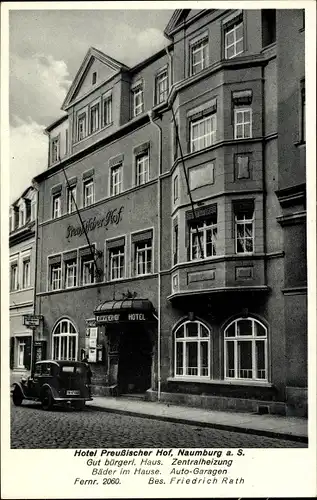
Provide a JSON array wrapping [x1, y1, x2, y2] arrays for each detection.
[[77, 112, 87, 142], [51, 137, 60, 164], [92, 71, 97, 85], [90, 103, 100, 134], [19, 204, 25, 227]]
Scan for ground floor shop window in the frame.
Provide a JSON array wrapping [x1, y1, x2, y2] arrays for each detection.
[[174, 320, 210, 378], [224, 317, 267, 381], [52, 319, 78, 361]]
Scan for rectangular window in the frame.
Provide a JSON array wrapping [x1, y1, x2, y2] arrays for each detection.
[[77, 113, 86, 141], [225, 19, 244, 59], [173, 224, 179, 265], [135, 241, 152, 276], [82, 258, 95, 285], [190, 114, 217, 152], [109, 246, 125, 281], [52, 194, 61, 219], [236, 155, 250, 179], [261, 9, 276, 47], [110, 164, 122, 196], [235, 204, 254, 254], [65, 129, 69, 154], [92, 71, 97, 85], [301, 81, 305, 143], [155, 70, 168, 104], [67, 185, 77, 213], [234, 108, 252, 139], [103, 96, 112, 126], [190, 215, 217, 260], [133, 86, 144, 117], [90, 103, 100, 134], [136, 152, 149, 186], [173, 175, 179, 203], [19, 206, 25, 227], [65, 259, 77, 288], [10, 263, 18, 291], [190, 37, 209, 75], [50, 262, 61, 291], [22, 259, 30, 288], [17, 339, 26, 368], [51, 137, 59, 164], [9, 211, 12, 232], [83, 179, 94, 207], [189, 162, 215, 190]]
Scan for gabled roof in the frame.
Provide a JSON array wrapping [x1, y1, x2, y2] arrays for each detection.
[[61, 47, 130, 111], [164, 9, 191, 38]]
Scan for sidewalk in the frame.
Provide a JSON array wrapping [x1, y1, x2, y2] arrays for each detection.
[[87, 396, 308, 443]]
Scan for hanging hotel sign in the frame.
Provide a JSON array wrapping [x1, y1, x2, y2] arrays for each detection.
[[95, 312, 151, 324], [66, 206, 124, 241], [23, 315, 43, 328]]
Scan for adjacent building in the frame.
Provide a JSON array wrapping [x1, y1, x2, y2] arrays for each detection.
[[9, 186, 37, 384], [31, 8, 306, 416]]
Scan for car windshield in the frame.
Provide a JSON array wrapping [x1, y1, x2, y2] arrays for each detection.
[[61, 365, 86, 374]]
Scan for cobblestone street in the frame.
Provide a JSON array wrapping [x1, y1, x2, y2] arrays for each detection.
[[11, 402, 304, 449]]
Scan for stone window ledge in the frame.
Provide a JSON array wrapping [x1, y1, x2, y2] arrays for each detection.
[[167, 377, 273, 388]]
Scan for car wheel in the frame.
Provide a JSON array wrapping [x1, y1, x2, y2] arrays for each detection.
[[12, 387, 23, 406], [41, 389, 53, 411]]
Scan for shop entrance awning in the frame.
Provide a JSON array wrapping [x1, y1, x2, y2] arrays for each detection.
[[94, 298, 156, 324]]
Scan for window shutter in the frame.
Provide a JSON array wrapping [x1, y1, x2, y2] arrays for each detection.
[[232, 90, 252, 106], [109, 154, 124, 168], [48, 254, 62, 266], [79, 245, 95, 258], [107, 237, 125, 249], [133, 142, 150, 156], [10, 337, 15, 369], [131, 230, 153, 244], [233, 199, 254, 216], [185, 204, 217, 222], [24, 336, 32, 371], [63, 250, 78, 262]]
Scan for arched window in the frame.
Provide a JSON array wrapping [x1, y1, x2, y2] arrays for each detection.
[[224, 317, 268, 381], [174, 320, 210, 378], [52, 319, 78, 361]]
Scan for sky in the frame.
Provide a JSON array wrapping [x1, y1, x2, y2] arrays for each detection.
[[8, 7, 172, 203]]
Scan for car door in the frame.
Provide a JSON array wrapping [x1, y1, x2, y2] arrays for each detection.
[[32, 363, 43, 397]]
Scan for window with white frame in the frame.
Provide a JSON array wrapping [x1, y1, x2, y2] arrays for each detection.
[[174, 320, 210, 378], [109, 245, 125, 281], [52, 194, 61, 219], [190, 37, 209, 75], [30, 200, 36, 221], [135, 240, 152, 276], [190, 214, 217, 260], [17, 339, 26, 368], [173, 175, 179, 203], [19, 205, 25, 227], [52, 319, 78, 361], [136, 152, 149, 186], [132, 85, 144, 117], [67, 185, 77, 213], [224, 18, 244, 59], [22, 259, 30, 288], [90, 103, 100, 134], [189, 162, 215, 190], [77, 113, 87, 141], [83, 179, 94, 207], [235, 202, 254, 254], [224, 317, 267, 381], [190, 114, 217, 152], [10, 262, 18, 291], [103, 95, 112, 127], [155, 69, 168, 104], [234, 108, 252, 139], [51, 137, 59, 164], [50, 261, 62, 291], [110, 164, 122, 196], [65, 259, 77, 288], [81, 258, 95, 285]]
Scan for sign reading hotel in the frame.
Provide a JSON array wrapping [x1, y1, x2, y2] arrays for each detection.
[[66, 206, 124, 240], [96, 313, 149, 324]]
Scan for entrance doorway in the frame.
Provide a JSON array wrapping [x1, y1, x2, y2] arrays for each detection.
[[117, 328, 152, 394]]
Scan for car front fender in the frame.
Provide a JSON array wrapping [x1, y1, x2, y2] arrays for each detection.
[[40, 383, 60, 400], [12, 382, 28, 399]]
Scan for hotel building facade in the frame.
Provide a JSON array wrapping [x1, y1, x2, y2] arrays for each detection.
[[32, 8, 307, 416]]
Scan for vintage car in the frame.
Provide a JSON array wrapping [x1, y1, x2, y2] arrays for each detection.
[[12, 360, 93, 410]]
